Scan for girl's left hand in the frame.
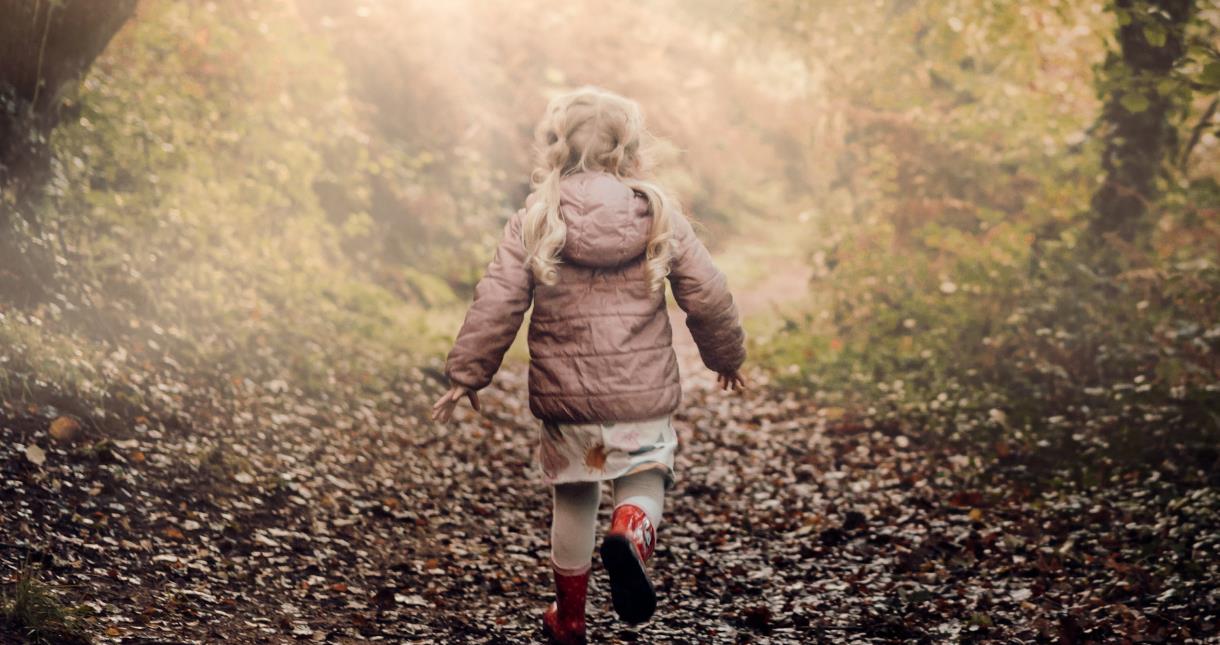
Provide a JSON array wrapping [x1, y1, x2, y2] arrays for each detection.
[[430, 384, 480, 422], [717, 370, 747, 392]]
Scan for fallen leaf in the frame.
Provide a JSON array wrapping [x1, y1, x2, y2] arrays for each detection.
[[25, 444, 46, 466], [48, 416, 81, 442], [394, 593, 428, 606]]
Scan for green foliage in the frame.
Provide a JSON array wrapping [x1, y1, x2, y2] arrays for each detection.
[[750, 0, 1220, 478], [1, 1, 475, 420], [764, 249, 1220, 483]]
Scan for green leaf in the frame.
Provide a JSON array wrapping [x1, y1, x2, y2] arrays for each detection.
[[1120, 92, 1150, 113], [1142, 24, 1166, 48], [1200, 62, 1220, 91]]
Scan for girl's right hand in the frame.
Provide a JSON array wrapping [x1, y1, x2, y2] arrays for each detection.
[[716, 370, 747, 392], [430, 384, 480, 423]]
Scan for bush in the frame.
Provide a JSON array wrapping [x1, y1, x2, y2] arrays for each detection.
[[761, 235, 1220, 483]]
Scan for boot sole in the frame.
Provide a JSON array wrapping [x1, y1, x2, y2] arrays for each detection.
[[600, 534, 656, 624], [542, 619, 587, 645]]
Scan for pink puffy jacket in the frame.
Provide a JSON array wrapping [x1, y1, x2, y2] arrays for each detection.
[[444, 170, 746, 423]]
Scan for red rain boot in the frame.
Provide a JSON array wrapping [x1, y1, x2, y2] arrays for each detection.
[[600, 503, 657, 624], [542, 561, 589, 645]]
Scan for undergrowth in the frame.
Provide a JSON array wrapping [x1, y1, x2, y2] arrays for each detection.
[[759, 246, 1220, 486], [0, 568, 91, 645]]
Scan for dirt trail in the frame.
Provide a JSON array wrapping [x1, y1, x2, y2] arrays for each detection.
[[3, 256, 1213, 643]]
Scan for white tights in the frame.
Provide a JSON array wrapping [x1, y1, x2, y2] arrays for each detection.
[[550, 468, 666, 571]]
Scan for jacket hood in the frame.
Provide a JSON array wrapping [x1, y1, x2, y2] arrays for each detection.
[[550, 171, 652, 268]]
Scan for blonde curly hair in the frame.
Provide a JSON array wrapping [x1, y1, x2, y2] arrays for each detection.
[[522, 86, 678, 293]]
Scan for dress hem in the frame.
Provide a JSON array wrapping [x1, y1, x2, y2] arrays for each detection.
[[541, 460, 675, 491]]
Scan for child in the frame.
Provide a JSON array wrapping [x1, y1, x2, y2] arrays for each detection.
[[431, 86, 747, 644]]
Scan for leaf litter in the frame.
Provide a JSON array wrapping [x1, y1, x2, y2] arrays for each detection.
[[1, 342, 1217, 643]]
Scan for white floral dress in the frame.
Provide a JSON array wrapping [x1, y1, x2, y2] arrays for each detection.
[[536, 414, 677, 489]]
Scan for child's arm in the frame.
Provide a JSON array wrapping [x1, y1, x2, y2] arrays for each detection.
[[438, 209, 534, 411], [667, 215, 747, 382]]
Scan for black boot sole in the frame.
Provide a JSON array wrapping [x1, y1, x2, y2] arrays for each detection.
[[600, 534, 656, 624]]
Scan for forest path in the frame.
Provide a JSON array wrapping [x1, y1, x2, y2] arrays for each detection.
[[2, 261, 1208, 644], [4, 332, 1196, 643]]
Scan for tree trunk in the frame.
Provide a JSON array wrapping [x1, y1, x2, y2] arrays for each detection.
[[1088, 0, 1193, 263], [0, 0, 137, 300]]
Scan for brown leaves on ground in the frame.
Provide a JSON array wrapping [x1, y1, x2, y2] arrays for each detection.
[[1, 346, 1217, 643]]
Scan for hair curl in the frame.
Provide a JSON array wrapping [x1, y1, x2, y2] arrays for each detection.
[[522, 86, 678, 293]]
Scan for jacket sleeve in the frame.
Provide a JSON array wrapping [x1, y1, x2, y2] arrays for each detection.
[[667, 215, 747, 374], [443, 209, 534, 390]]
